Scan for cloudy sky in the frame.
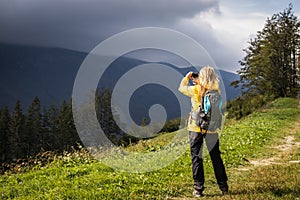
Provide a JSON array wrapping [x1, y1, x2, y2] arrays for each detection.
[[0, 0, 299, 72]]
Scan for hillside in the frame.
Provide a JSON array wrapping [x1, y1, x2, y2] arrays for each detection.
[[1, 98, 299, 199], [0, 43, 241, 119]]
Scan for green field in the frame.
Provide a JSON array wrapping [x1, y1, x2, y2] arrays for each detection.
[[1, 98, 300, 199]]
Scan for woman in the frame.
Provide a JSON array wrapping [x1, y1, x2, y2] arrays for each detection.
[[178, 66, 228, 197]]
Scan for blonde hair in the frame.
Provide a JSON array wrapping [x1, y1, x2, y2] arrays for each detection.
[[198, 66, 220, 97]]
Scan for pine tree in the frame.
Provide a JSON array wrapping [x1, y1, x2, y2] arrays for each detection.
[[230, 4, 300, 119], [0, 107, 10, 162], [42, 104, 59, 151], [25, 96, 42, 155], [58, 99, 80, 151], [234, 4, 300, 98], [8, 100, 25, 160], [95, 88, 120, 145]]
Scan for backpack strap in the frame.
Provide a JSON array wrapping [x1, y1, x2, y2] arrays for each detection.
[[202, 90, 215, 114], [203, 95, 210, 114]]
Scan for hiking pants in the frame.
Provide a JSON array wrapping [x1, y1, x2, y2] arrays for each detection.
[[189, 131, 228, 190]]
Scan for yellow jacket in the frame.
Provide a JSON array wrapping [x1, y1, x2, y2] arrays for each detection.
[[178, 76, 220, 133]]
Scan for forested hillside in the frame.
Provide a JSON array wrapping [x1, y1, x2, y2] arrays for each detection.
[[228, 4, 300, 119]]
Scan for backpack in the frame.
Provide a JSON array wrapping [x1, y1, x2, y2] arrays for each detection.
[[194, 90, 223, 134]]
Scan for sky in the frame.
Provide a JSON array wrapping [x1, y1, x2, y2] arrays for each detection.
[[0, 0, 299, 73]]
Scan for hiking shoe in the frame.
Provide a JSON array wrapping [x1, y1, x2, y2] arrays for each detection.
[[221, 190, 229, 195], [220, 187, 229, 196], [193, 185, 204, 197], [193, 189, 204, 197]]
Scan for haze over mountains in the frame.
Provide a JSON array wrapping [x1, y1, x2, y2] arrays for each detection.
[[0, 43, 241, 121]]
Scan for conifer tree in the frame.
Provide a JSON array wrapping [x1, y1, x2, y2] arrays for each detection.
[[95, 88, 120, 145], [230, 4, 300, 119], [58, 99, 80, 151], [234, 4, 300, 98], [0, 107, 10, 161], [8, 100, 25, 160], [25, 96, 42, 155], [42, 104, 59, 151]]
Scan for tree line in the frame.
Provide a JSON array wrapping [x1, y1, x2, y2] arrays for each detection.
[[0, 89, 120, 163], [228, 4, 300, 119], [0, 97, 79, 162], [0, 88, 181, 163]]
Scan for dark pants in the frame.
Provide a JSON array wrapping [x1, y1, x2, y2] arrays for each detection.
[[189, 131, 228, 190]]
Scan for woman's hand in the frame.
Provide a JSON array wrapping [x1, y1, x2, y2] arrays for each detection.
[[185, 71, 193, 79]]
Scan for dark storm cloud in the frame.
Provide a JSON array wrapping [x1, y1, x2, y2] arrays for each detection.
[[0, 0, 218, 51]]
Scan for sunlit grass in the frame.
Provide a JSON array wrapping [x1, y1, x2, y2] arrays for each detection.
[[0, 98, 299, 199]]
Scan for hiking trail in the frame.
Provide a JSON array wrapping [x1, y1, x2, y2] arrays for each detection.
[[237, 99, 300, 171]]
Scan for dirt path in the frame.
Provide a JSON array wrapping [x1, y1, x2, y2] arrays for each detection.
[[237, 100, 300, 171], [170, 99, 300, 199]]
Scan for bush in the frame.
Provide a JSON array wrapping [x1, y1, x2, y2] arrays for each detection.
[[227, 94, 274, 120]]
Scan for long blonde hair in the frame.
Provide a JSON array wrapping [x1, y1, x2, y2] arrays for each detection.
[[198, 66, 220, 97]]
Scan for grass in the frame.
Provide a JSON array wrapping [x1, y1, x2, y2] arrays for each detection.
[[0, 98, 300, 199], [220, 98, 300, 166]]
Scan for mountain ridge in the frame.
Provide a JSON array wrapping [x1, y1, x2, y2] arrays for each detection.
[[0, 43, 241, 119]]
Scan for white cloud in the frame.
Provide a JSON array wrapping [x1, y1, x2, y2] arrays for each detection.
[[176, 0, 300, 72], [179, 2, 270, 72]]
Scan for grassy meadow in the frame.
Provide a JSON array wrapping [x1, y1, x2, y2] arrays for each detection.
[[1, 98, 300, 199]]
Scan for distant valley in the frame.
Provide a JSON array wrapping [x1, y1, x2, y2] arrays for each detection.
[[0, 43, 241, 121]]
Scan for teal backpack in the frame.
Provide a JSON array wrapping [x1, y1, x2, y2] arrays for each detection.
[[196, 90, 223, 134]]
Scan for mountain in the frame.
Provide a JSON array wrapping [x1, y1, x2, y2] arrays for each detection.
[[0, 43, 241, 121], [0, 43, 86, 109]]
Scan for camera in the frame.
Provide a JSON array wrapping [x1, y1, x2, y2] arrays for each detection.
[[192, 72, 199, 78]]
